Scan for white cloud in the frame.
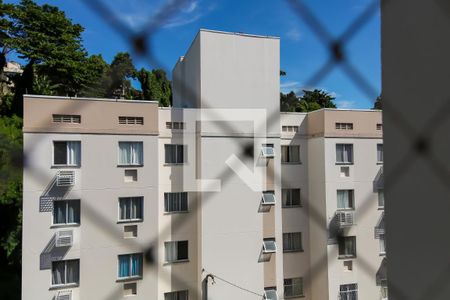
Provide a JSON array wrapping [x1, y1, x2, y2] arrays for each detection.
[[183, 1, 198, 13], [280, 81, 302, 93], [163, 13, 202, 28], [285, 28, 301, 41], [336, 100, 356, 109]]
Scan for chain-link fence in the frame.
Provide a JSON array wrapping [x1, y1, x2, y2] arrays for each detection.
[[19, 0, 450, 299]]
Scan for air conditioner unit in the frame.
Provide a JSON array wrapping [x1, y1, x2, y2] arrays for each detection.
[[261, 145, 275, 158], [56, 170, 75, 187], [56, 230, 73, 247], [337, 211, 354, 227], [56, 290, 72, 300]]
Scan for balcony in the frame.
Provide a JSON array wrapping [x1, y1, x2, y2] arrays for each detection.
[[336, 211, 355, 227], [56, 170, 75, 187]]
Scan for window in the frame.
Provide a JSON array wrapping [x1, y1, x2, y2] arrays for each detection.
[[53, 200, 80, 225], [51, 259, 79, 286], [262, 191, 276, 205], [339, 283, 358, 300], [165, 144, 185, 164], [165, 241, 188, 263], [119, 197, 143, 221], [380, 234, 386, 255], [282, 125, 299, 133], [118, 142, 143, 166], [283, 232, 303, 252], [53, 141, 81, 166], [118, 116, 144, 125], [378, 190, 384, 208], [337, 190, 354, 210], [264, 288, 278, 300], [336, 144, 353, 164], [284, 277, 304, 298], [263, 238, 277, 253], [261, 144, 275, 158], [164, 290, 189, 300], [166, 122, 185, 130], [281, 145, 300, 163], [164, 192, 188, 213], [338, 236, 356, 258], [377, 144, 383, 163], [118, 253, 143, 279], [282, 189, 301, 207], [52, 114, 81, 124], [335, 123, 353, 130], [377, 123, 383, 130]]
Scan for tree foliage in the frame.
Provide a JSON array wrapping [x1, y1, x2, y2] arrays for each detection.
[[373, 95, 382, 110], [280, 89, 336, 112], [136, 68, 172, 106]]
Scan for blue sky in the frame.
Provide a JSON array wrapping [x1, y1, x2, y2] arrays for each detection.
[[8, 0, 380, 108]]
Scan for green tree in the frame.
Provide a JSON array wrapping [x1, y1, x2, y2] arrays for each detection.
[[373, 95, 382, 110], [299, 89, 336, 109], [79, 54, 111, 98], [2, 0, 88, 114], [108, 52, 136, 99], [0, 115, 22, 300], [280, 89, 337, 112], [136, 68, 172, 106]]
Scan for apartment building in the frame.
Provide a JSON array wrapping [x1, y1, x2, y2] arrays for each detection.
[[22, 29, 385, 300]]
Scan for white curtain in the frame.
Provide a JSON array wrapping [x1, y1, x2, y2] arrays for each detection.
[[119, 142, 142, 165], [67, 141, 80, 166], [165, 242, 177, 262], [337, 190, 347, 209], [52, 261, 64, 284]]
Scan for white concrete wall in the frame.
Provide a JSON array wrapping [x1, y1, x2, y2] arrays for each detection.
[[23, 133, 159, 300], [323, 138, 383, 300]]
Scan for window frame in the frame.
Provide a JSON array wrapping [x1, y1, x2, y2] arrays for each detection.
[[164, 290, 189, 300], [284, 277, 304, 298], [52, 199, 80, 226], [335, 122, 354, 130], [262, 238, 277, 253], [118, 141, 144, 167], [52, 114, 81, 124], [264, 287, 278, 300], [52, 141, 81, 167], [117, 253, 143, 280], [335, 143, 354, 165], [281, 145, 301, 164], [261, 144, 275, 158], [262, 191, 276, 205], [51, 259, 80, 287], [337, 190, 355, 211], [164, 240, 189, 263], [379, 233, 386, 255], [118, 197, 144, 223], [164, 192, 189, 213], [339, 283, 358, 300], [378, 189, 384, 208], [282, 189, 301, 208], [377, 143, 384, 163], [283, 232, 303, 252], [338, 236, 357, 259], [164, 144, 186, 165]]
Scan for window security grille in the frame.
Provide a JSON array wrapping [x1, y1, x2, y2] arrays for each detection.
[[53, 115, 81, 124], [119, 116, 144, 125]]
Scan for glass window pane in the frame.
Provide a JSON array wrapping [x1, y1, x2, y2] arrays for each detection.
[[52, 261, 65, 285], [54, 142, 67, 165], [177, 241, 188, 260], [118, 255, 130, 278], [53, 201, 67, 224], [67, 200, 80, 224], [66, 260, 79, 284]]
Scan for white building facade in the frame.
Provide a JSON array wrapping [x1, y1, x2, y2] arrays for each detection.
[[22, 29, 385, 300]]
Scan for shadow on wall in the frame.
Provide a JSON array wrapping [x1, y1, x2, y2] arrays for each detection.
[[39, 175, 72, 212], [39, 234, 71, 270]]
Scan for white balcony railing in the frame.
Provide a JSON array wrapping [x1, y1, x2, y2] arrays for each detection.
[[336, 211, 355, 227], [56, 290, 72, 300], [56, 170, 75, 187], [56, 230, 73, 247]]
